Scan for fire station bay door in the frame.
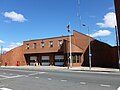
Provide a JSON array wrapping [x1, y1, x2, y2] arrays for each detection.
[[41, 56, 50, 66], [30, 56, 37, 66], [55, 55, 64, 66]]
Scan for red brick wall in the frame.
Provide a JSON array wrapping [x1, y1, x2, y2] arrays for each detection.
[[73, 30, 94, 51], [73, 30, 118, 68], [24, 36, 69, 54], [1, 30, 119, 68], [1, 45, 26, 66], [88, 40, 113, 68], [72, 30, 94, 66], [111, 46, 119, 68]]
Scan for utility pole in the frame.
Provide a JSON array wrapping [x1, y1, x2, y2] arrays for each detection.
[[114, 0, 120, 71], [114, 0, 120, 49], [67, 24, 72, 68], [115, 26, 120, 71]]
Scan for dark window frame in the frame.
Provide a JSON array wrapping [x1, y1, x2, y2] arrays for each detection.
[[33, 43, 37, 49], [50, 41, 53, 48], [26, 44, 30, 49], [41, 42, 44, 48], [59, 40, 62, 47]]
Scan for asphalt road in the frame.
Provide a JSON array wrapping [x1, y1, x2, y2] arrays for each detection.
[[0, 68, 120, 90]]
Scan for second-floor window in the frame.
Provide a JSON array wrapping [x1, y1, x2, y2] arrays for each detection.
[[41, 42, 44, 48], [59, 40, 62, 47], [50, 41, 53, 48], [34, 43, 36, 49], [26, 44, 30, 49]]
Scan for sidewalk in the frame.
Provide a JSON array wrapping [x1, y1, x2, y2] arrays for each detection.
[[70, 67, 119, 72], [1, 66, 120, 72]]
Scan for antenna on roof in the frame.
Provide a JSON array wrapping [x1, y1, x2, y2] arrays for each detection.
[[77, 0, 82, 30]]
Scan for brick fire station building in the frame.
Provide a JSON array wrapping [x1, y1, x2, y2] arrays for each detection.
[[0, 30, 119, 68]]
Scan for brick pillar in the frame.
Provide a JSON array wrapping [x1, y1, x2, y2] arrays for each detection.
[[50, 54, 54, 66]]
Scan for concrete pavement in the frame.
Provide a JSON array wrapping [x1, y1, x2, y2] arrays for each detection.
[[0, 67, 120, 90]]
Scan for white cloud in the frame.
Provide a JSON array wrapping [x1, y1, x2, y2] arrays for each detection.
[[0, 40, 4, 43], [2, 48, 11, 52], [4, 11, 26, 22], [96, 12, 117, 28], [90, 30, 111, 37], [3, 42, 22, 52]]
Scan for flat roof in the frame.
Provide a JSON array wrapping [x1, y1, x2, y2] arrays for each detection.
[[23, 35, 73, 42]]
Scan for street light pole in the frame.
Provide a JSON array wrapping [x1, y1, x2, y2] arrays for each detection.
[[83, 24, 92, 70], [88, 26, 92, 70]]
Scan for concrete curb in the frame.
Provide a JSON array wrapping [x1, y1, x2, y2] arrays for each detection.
[[0, 66, 119, 73]]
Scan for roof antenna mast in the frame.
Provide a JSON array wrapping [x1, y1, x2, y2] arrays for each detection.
[[77, 0, 82, 30]]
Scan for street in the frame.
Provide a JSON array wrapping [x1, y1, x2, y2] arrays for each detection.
[[0, 68, 120, 90]]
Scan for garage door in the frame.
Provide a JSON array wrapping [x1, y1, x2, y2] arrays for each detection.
[[41, 56, 50, 66], [30, 56, 37, 66], [55, 55, 64, 66]]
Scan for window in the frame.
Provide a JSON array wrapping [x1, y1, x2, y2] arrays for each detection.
[[72, 56, 76, 63], [41, 42, 44, 48], [26, 44, 30, 49], [72, 55, 81, 63], [59, 40, 62, 47], [34, 43, 36, 49], [77, 55, 80, 63], [50, 41, 53, 48]]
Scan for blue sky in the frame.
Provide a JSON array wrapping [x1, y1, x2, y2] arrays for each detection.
[[0, 0, 117, 51]]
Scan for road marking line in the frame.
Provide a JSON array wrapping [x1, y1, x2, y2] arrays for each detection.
[[0, 87, 12, 90], [28, 73, 39, 76], [48, 78, 52, 80], [0, 69, 37, 73], [6, 75, 24, 79], [117, 86, 120, 90], [61, 80, 67, 82], [39, 72, 46, 74], [80, 82, 86, 85], [0, 75, 25, 80], [0, 75, 10, 78], [100, 84, 110, 87], [0, 72, 40, 80], [35, 77, 39, 79]]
